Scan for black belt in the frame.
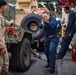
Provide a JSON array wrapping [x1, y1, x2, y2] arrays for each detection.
[[45, 34, 57, 38]]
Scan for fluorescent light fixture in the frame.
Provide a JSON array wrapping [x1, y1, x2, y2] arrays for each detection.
[[41, 3, 44, 6], [43, 5, 46, 7], [53, 2, 56, 6], [55, 9, 57, 11], [38, 2, 47, 5], [54, 5, 56, 8], [8, 3, 15, 7], [49, 1, 57, 4]]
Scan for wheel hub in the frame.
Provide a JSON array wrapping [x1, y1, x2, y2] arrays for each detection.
[[28, 21, 38, 32], [24, 47, 30, 66]]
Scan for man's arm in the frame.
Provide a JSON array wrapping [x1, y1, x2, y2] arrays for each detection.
[[66, 12, 75, 32], [0, 34, 6, 49], [4, 19, 11, 26], [2, 16, 14, 27], [0, 32, 7, 55]]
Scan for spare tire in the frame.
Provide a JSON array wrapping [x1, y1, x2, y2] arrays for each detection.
[[21, 14, 44, 40]]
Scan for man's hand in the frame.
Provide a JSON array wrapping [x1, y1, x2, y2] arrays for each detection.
[[1, 48, 6, 55], [42, 19, 45, 27], [42, 19, 44, 25], [42, 19, 46, 25], [9, 20, 15, 24]]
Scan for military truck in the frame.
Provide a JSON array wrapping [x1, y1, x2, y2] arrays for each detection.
[[4, 5, 32, 71], [4, 0, 46, 72]]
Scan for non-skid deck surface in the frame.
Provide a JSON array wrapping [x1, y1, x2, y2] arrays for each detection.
[[12, 52, 76, 75]]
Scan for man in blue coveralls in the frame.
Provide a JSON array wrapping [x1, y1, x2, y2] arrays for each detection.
[[57, 6, 76, 59], [39, 11, 59, 74]]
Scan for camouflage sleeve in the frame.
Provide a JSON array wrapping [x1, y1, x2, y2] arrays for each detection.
[[4, 19, 11, 27], [0, 33, 6, 49], [0, 24, 6, 49], [2, 16, 11, 26]]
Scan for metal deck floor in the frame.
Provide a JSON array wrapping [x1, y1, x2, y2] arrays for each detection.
[[12, 52, 76, 75], [57, 52, 76, 75]]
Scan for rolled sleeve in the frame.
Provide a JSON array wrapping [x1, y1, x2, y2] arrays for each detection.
[[4, 18, 11, 27], [1, 16, 11, 27]]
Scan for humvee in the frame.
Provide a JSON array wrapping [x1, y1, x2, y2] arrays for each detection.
[[4, 0, 46, 72]]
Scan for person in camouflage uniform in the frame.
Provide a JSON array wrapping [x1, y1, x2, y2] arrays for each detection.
[[0, 0, 14, 75]]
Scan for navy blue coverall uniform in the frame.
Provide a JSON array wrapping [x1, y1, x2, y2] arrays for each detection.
[[58, 10, 76, 57], [39, 16, 59, 71]]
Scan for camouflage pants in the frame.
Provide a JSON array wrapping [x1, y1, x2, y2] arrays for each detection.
[[0, 48, 9, 75]]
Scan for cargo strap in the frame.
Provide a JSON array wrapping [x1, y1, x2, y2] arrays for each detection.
[[31, 49, 46, 61]]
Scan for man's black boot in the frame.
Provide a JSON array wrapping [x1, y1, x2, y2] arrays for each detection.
[[48, 69, 55, 74], [56, 55, 64, 59], [45, 64, 50, 68]]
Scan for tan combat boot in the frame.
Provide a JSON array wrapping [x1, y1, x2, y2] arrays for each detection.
[[1, 71, 13, 75]]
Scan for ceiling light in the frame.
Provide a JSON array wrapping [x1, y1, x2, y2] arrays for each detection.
[[49, 1, 57, 5], [38, 2, 47, 5], [43, 5, 46, 7]]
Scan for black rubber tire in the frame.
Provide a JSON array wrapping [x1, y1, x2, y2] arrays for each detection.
[[21, 14, 44, 40], [10, 38, 31, 72]]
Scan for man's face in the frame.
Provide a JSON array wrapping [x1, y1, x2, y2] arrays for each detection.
[[64, 8, 69, 14], [0, 5, 7, 13], [42, 13, 50, 22]]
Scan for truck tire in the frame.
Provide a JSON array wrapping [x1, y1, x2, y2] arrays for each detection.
[[21, 14, 44, 40], [10, 38, 31, 72]]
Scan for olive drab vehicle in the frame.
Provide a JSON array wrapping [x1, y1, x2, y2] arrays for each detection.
[[4, 0, 46, 72]]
